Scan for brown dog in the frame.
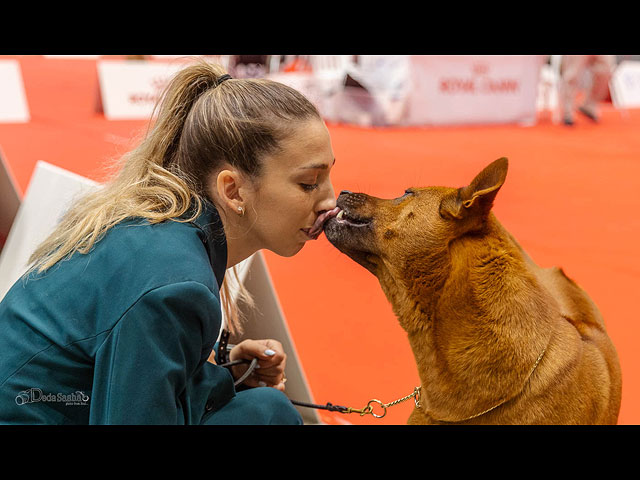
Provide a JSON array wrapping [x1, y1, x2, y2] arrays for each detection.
[[324, 158, 622, 424]]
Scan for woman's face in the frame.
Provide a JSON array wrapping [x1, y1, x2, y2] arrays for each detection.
[[246, 118, 338, 257]]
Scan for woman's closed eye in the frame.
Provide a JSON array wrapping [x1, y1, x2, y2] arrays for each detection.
[[299, 183, 319, 192]]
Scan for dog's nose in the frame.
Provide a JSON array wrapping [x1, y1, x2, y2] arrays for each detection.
[[340, 190, 353, 196]]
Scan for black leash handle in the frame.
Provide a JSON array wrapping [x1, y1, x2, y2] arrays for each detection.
[[217, 329, 259, 387], [217, 329, 232, 365], [289, 399, 351, 414]]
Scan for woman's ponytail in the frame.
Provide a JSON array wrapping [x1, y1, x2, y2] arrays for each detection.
[[147, 61, 228, 169]]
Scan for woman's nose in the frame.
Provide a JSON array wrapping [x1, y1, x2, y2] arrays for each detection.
[[317, 182, 337, 213]]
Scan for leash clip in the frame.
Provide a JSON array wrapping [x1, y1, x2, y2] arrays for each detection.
[[348, 399, 387, 418], [345, 386, 421, 419]]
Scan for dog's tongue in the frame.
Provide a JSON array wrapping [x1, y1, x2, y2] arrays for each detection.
[[308, 207, 341, 239]]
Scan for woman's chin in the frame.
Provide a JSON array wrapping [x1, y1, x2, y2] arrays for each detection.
[[272, 241, 306, 258], [289, 242, 306, 257]]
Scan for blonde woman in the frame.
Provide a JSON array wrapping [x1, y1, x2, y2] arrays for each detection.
[[0, 60, 339, 424]]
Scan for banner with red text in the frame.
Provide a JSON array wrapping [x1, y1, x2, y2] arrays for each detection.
[[403, 55, 545, 126], [97, 60, 185, 120]]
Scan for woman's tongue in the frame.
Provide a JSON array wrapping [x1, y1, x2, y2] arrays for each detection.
[[307, 207, 341, 239]]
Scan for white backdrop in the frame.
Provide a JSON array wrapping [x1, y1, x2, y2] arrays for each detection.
[[610, 60, 640, 109], [403, 55, 545, 126]]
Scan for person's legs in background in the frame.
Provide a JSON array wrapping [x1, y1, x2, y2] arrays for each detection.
[[560, 55, 589, 126], [578, 55, 616, 122]]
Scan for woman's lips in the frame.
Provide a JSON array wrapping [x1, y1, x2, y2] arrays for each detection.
[[302, 207, 341, 240]]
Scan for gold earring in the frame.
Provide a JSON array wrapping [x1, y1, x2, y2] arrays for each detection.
[[237, 206, 245, 217]]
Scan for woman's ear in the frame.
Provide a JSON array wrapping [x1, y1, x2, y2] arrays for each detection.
[[215, 169, 246, 213]]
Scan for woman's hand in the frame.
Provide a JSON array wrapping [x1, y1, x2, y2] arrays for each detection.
[[229, 339, 287, 392]]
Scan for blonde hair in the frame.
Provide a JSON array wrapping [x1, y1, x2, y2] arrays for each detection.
[[27, 58, 321, 335]]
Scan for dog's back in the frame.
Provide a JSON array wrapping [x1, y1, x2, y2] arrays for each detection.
[[526, 254, 621, 424], [504, 226, 622, 423]]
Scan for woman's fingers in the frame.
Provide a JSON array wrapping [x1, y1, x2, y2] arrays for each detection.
[[229, 339, 287, 390]]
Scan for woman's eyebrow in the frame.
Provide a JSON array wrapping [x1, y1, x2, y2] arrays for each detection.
[[299, 158, 336, 170]]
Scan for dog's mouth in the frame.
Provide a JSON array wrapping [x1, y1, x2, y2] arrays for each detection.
[[332, 208, 372, 228], [324, 206, 373, 234], [324, 206, 378, 274]]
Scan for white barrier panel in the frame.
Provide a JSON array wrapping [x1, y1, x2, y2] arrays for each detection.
[[404, 55, 545, 126], [610, 60, 640, 109], [0, 161, 320, 423], [97, 60, 185, 120], [0, 161, 99, 299], [0, 60, 30, 123], [0, 147, 21, 251]]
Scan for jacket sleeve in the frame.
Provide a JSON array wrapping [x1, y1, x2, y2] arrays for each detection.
[[89, 281, 230, 424]]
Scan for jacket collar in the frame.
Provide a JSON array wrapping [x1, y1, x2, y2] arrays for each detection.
[[189, 199, 228, 289]]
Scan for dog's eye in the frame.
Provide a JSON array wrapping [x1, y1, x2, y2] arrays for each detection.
[[394, 190, 414, 204]]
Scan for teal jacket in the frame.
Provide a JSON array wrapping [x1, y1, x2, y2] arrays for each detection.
[[0, 201, 238, 424]]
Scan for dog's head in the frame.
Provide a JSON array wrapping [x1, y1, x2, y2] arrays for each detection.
[[324, 158, 509, 318]]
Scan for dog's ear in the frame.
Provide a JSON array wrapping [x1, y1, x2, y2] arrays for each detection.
[[439, 157, 508, 221]]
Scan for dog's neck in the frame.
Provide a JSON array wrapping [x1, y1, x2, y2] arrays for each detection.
[[383, 216, 557, 422], [377, 243, 450, 335]]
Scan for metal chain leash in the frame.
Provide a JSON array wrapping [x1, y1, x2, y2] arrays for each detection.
[[344, 386, 422, 419]]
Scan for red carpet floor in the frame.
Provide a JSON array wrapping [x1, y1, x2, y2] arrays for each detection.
[[1, 55, 638, 425]]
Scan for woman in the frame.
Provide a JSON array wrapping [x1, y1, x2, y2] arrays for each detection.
[[0, 60, 339, 424]]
